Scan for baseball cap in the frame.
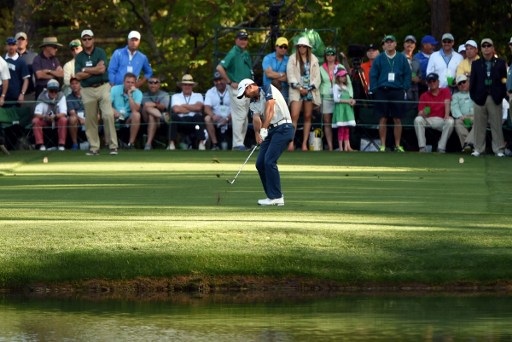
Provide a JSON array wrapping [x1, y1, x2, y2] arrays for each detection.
[[324, 46, 336, 55], [275, 37, 288, 46], [367, 43, 378, 51], [236, 30, 249, 39], [6, 37, 17, 45], [458, 44, 466, 53], [382, 35, 396, 42], [236, 78, 255, 99], [213, 71, 222, 80], [442, 33, 454, 41], [426, 72, 439, 82], [465, 40, 477, 48], [69, 39, 81, 48], [15, 32, 27, 40], [404, 35, 416, 43], [456, 74, 468, 84], [81, 29, 94, 38], [481, 38, 493, 46], [47, 79, 60, 90], [128, 31, 141, 40], [421, 35, 438, 45]]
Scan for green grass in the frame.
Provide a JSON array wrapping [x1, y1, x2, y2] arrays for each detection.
[[1, 150, 511, 288]]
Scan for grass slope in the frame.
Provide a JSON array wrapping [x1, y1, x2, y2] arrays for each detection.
[[1, 150, 511, 290]]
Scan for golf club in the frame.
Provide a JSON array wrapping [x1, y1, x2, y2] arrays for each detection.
[[226, 145, 258, 184]]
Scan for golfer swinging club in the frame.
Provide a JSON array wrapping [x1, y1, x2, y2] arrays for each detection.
[[237, 78, 294, 206]]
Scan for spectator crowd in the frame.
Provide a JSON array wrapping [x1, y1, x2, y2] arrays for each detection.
[[1, 28, 512, 157]]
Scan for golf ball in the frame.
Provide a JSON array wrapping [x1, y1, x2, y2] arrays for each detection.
[[43, 157, 48, 163], [459, 157, 464, 164]]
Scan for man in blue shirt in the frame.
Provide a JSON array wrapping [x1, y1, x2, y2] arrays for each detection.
[[111, 72, 143, 148], [262, 36, 289, 102], [108, 31, 152, 88]]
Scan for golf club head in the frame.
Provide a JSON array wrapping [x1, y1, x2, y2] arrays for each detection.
[[226, 179, 235, 185]]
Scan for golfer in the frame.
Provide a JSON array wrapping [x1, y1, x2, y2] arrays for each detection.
[[237, 79, 294, 206]]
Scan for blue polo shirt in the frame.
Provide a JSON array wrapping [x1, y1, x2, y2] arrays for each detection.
[[111, 84, 143, 117], [108, 46, 153, 85]]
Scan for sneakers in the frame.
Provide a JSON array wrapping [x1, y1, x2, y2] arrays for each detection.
[[144, 144, 152, 151], [167, 141, 176, 150], [395, 145, 404, 152], [39, 145, 46, 151], [419, 146, 426, 153], [496, 152, 505, 157], [379, 145, 386, 152], [462, 143, 473, 153], [109, 148, 118, 155], [471, 151, 480, 157], [257, 197, 285, 206], [58, 145, 65, 151], [86, 150, 99, 156], [198, 141, 206, 150]]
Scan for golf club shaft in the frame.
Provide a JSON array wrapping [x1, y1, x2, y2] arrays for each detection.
[[229, 145, 258, 183]]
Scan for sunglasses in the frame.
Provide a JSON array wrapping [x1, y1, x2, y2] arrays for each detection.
[[48, 89, 58, 93], [298, 45, 308, 48], [457, 80, 467, 86], [148, 81, 160, 84], [326, 52, 336, 56], [482, 44, 492, 48], [427, 79, 438, 83], [277, 45, 288, 49], [82, 37, 93, 41], [442, 40, 453, 43]]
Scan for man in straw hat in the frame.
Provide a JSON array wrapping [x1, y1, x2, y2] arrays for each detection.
[[32, 36, 63, 99], [168, 74, 206, 150]]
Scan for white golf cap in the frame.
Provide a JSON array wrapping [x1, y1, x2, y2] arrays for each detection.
[[81, 29, 94, 38], [236, 78, 255, 99], [465, 40, 477, 48], [458, 44, 466, 53], [128, 31, 141, 40]]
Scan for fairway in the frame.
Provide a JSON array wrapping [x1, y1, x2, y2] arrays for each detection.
[[1, 150, 511, 292]]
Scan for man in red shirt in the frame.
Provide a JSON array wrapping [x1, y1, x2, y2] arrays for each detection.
[[414, 72, 454, 152]]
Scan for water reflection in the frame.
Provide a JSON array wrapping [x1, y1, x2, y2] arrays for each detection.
[[1, 294, 511, 341]]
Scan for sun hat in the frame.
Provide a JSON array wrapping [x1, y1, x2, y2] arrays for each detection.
[[236, 78, 255, 99], [177, 74, 197, 87], [295, 37, 312, 48], [39, 37, 63, 48]]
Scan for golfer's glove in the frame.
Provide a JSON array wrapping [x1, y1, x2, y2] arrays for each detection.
[[259, 128, 268, 140]]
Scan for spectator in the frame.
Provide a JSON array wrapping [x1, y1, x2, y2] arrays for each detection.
[[402, 35, 421, 109], [414, 35, 438, 96], [456, 40, 479, 77], [169, 74, 205, 150], [451, 74, 475, 153], [457, 44, 466, 59], [108, 31, 152, 88], [361, 43, 379, 95], [32, 79, 67, 151], [236, 78, 293, 206], [320, 46, 347, 151], [426, 33, 463, 89], [369, 34, 411, 152], [66, 77, 85, 150], [62, 39, 83, 95], [262, 36, 289, 102], [111, 72, 142, 148], [0, 44, 12, 107], [4, 37, 29, 107], [332, 68, 356, 152], [75, 29, 118, 156], [414, 72, 453, 153], [141, 76, 169, 151], [15, 32, 37, 99], [505, 36, 512, 114], [204, 71, 231, 150], [216, 30, 253, 151], [469, 38, 507, 157], [287, 36, 321, 151], [32, 37, 64, 99]]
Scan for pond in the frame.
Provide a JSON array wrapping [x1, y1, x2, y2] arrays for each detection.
[[1, 293, 511, 341]]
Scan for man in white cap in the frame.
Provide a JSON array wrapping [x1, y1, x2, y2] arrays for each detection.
[[237, 78, 293, 206], [426, 33, 463, 89], [451, 74, 475, 152], [456, 40, 479, 77], [75, 29, 118, 155], [108, 30, 152, 87], [62, 39, 83, 95]]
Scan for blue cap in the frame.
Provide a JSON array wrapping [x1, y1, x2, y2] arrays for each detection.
[[421, 35, 438, 45], [6, 37, 17, 45]]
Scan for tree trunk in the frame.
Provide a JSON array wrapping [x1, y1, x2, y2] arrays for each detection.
[[430, 0, 450, 40]]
